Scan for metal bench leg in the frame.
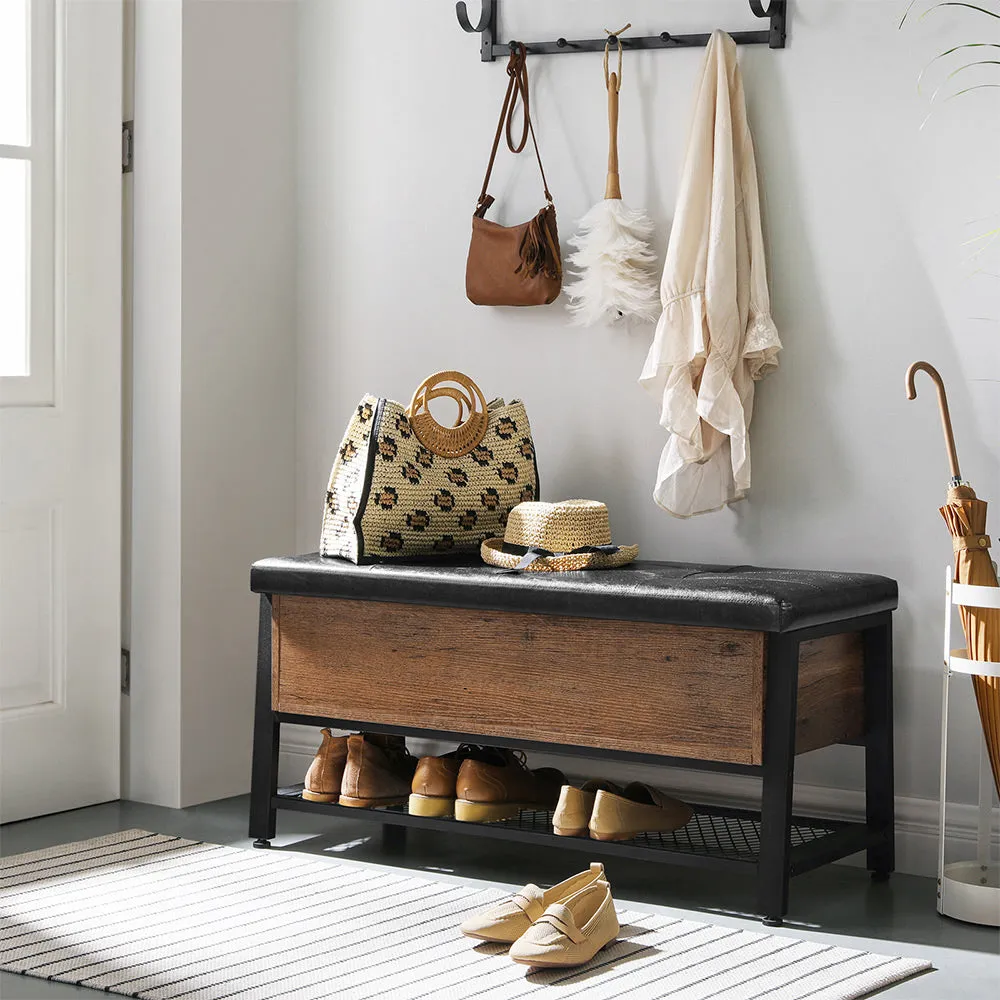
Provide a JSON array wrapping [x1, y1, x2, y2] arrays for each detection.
[[864, 620, 895, 880], [382, 823, 408, 853], [757, 633, 800, 926], [250, 594, 279, 848]]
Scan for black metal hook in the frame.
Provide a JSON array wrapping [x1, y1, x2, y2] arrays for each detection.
[[458, 0, 785, 61], [748, 0, 786, 48], [456, 0, 494, 34]]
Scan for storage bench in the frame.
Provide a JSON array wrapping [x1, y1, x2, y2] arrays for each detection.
[[249, 554, 897, 925]]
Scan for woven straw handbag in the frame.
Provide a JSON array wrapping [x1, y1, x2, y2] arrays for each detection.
[[321, 371, 540, 563]]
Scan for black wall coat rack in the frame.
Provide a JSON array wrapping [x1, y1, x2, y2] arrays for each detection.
[[457, 1, 787, 61]]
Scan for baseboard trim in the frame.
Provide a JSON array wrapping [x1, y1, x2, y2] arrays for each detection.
[[278, 726, 996, 878]]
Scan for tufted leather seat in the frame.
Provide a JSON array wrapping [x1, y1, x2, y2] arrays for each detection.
[[251, 554, 897, 633]]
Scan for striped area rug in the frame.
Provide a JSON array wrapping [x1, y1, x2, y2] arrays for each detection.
[[1, 829, 930, 999]]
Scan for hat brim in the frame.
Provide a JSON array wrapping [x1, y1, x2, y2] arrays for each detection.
[[480, 538, 638, 572]]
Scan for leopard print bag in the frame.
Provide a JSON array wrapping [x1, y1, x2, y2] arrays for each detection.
[[320, 371, 540, 564]]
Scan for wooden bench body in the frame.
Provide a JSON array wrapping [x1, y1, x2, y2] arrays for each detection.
[[272, 596, 864, 765]]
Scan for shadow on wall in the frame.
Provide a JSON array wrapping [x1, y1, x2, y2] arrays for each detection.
[[731, 48, 848, 556], [737, 32, 990, 800]]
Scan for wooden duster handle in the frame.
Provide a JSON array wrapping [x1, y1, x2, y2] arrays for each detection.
[[603, 25, 627, 201], [605, 73, 621, 199]]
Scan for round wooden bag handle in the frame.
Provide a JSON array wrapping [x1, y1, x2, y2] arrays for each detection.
[[406, 371, 489, 458]]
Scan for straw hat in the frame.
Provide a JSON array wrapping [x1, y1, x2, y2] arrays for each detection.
[[481, 500, 638, 572]]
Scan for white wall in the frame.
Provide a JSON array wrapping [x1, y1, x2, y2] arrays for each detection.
[[129, 0, 298, 807], [292, 0, 999, 872], [130, 0, 184, 806], [178, 0, 298, 806]]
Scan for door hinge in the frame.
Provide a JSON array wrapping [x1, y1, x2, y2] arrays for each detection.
[[121, 648, 131, 694], [122, 120, 134, 173]]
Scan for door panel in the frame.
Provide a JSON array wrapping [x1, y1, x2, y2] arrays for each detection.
[[0, 505, 60, 711], [0, 0, 123, 822]]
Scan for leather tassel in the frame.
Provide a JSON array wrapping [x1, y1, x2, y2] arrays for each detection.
[[516, 206, 562, 280]]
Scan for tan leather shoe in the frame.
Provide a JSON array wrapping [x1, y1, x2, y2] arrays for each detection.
[[589, 782, 693, 841], [339, 734, 416, 808], [409, 744, 498, 817], [508, 880, 619, 968], [302, 729, 348, 803], [455, 749, 564, 823], [552, 780, 623, 837], [460, 862, 607, 943]]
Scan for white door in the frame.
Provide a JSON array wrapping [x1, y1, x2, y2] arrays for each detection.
[[0, 0, 123, 822]]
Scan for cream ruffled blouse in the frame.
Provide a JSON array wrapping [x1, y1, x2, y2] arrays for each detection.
[[639, 30, 781, 518]]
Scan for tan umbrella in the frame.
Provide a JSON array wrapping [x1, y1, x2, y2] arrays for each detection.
[[906, 361, 1000, 799]]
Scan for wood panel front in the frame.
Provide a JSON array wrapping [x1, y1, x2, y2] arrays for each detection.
[[794, 631, 864, 753], [273, 596, 766, 764]]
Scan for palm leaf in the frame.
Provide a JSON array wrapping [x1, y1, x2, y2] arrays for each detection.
[[962, 230, 1000, 265], [902, 1, 1000, 28], [901, 1, 1000, 278], [921, 83, 1000, 127], [962, 226, 1000, 247], [945, 81, 1000, 95], [900, 0, 920, 26], [917, 43, 1000, 93], [921, 2, 1000, 22], [925, 60, 1000, 102]]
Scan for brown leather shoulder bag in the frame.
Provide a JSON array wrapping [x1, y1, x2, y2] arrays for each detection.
[[466, 43, 562, 307]]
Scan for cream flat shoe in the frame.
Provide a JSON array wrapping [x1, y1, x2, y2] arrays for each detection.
[[459, 862, 607, 943], [508, 880, 619, 968], [589, 782, 693, 841], [552, 780, 622, 837]]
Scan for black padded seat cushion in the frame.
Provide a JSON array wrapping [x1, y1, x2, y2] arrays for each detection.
[[251, 554, 897, 633]]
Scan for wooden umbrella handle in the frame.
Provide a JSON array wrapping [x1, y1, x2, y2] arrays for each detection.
[[905, 361, 962, 481]]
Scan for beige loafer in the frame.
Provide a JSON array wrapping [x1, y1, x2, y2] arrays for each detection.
[[552, 780, 622, 837], [589, 782, 693, 841], [460, 862, 607, 943], [508, 880, 619, 968]]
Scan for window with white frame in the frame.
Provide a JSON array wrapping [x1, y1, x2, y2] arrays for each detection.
[[1, 0, 56, 405]]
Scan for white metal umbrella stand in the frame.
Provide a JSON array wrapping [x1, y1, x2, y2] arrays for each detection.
[[938, 567, 1000, 926]]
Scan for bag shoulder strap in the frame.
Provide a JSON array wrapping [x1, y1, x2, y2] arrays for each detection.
[[477, 43, 553, 216]]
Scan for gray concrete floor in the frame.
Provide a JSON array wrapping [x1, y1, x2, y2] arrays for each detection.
[[1, 795, 997, 999]]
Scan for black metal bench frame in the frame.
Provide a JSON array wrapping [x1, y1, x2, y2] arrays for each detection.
[[248, 591, 894, 926]]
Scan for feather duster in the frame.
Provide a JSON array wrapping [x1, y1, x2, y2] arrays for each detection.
[[565, 28, 660, 326], [566, 199, 660, 325]]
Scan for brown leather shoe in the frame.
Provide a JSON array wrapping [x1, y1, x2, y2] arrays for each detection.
[[455, 749, 564, 823], [409, 745, 500, 817], [302, 728, 348, 803], [339, 734, 417, 808]]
